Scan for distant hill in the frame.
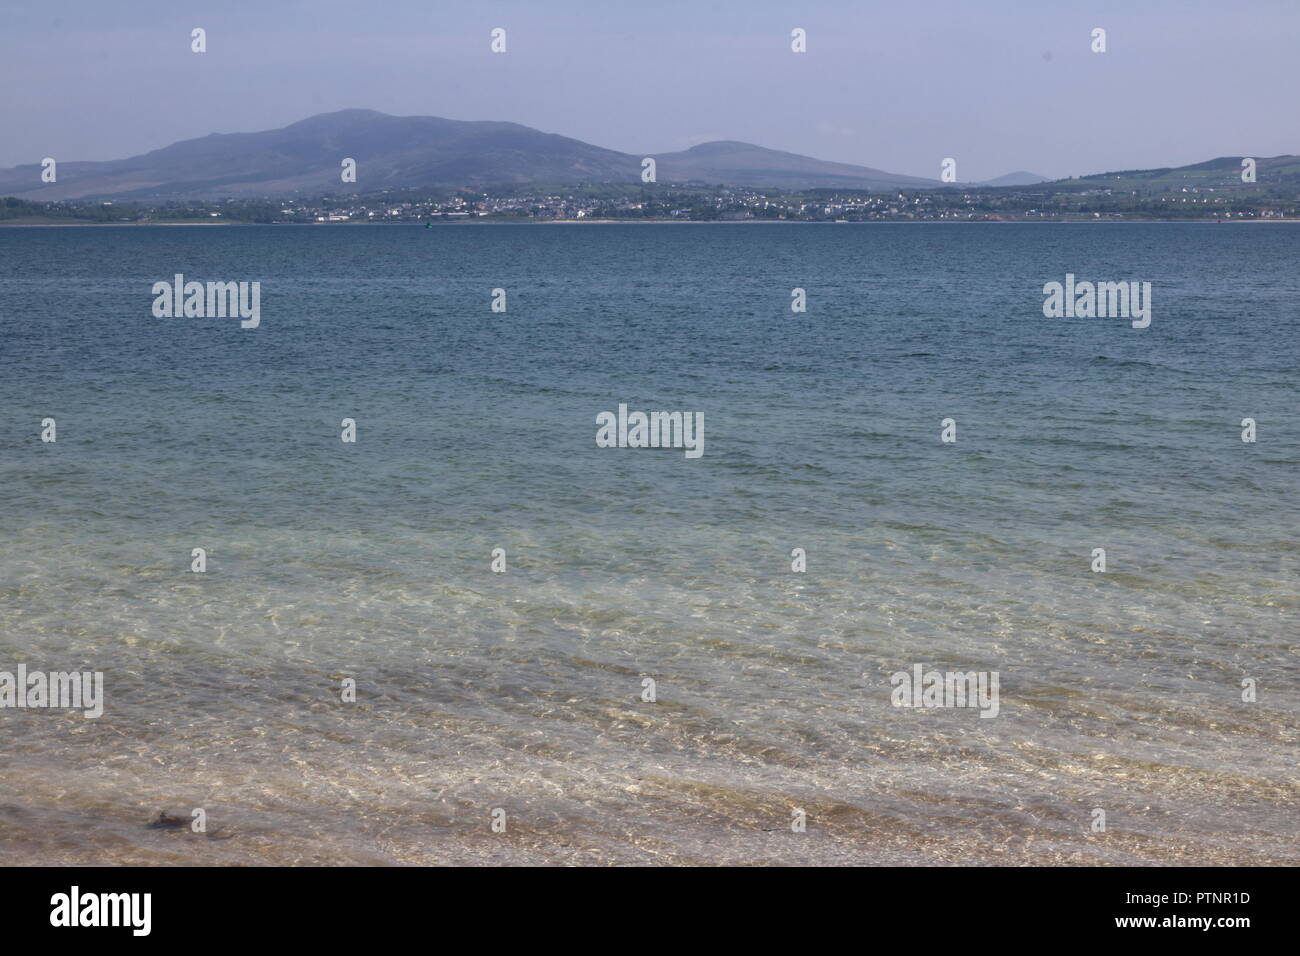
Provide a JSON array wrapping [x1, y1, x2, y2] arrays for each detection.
[[1051, 155, 1300, 192], [0, 109, 935, 200], [655, 140, 935, 191], [0, 111, 637, 200], [1, 111, 1290, 201], [980, 171, 1049, 186]]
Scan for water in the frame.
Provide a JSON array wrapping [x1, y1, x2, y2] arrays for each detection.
[[0, 222, 1295, 865]]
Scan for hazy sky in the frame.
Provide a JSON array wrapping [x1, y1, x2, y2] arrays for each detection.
[[3, 0, 1296, 181]]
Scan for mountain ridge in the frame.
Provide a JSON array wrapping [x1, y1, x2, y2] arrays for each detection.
[[1, 110, 1293, 200], [0, 109, 939, 199]]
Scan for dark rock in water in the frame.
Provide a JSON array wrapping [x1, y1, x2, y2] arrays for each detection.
[[147, 809, 234, 840], [147, 811, 190, 830]]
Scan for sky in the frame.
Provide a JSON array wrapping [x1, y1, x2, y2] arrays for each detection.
[[2, 0, 1297, 182]]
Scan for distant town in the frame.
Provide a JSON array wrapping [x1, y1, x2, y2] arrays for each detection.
[[4, 180, 1298, 225]]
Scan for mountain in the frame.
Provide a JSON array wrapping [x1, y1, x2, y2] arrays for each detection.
[[0, 109, 934, 200], [980, 171, 1049, 186], [0, 111, 638, 200], [655, 141, 935, 190], [1055, 155, 1300, 191], [4, 111, 1288, 200]]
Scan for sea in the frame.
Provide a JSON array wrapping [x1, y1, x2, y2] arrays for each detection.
[[0, 221, 1295, 864]]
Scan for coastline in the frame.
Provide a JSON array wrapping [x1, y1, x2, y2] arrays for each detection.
[[3, 217, 1299, 227]]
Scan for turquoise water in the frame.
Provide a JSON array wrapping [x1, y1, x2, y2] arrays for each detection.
[[0, 222, 1295, 864]]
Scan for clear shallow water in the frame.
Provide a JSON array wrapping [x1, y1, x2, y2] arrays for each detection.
[[0, 222, 1295, 865]]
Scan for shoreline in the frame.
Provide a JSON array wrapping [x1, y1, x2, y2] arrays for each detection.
[[3, 217, 1299, 228]]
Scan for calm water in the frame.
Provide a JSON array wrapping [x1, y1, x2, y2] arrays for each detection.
[[0, 222, 1295, 865]]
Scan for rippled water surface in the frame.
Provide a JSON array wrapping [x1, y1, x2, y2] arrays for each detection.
[[0, 222, 1296, 864]]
